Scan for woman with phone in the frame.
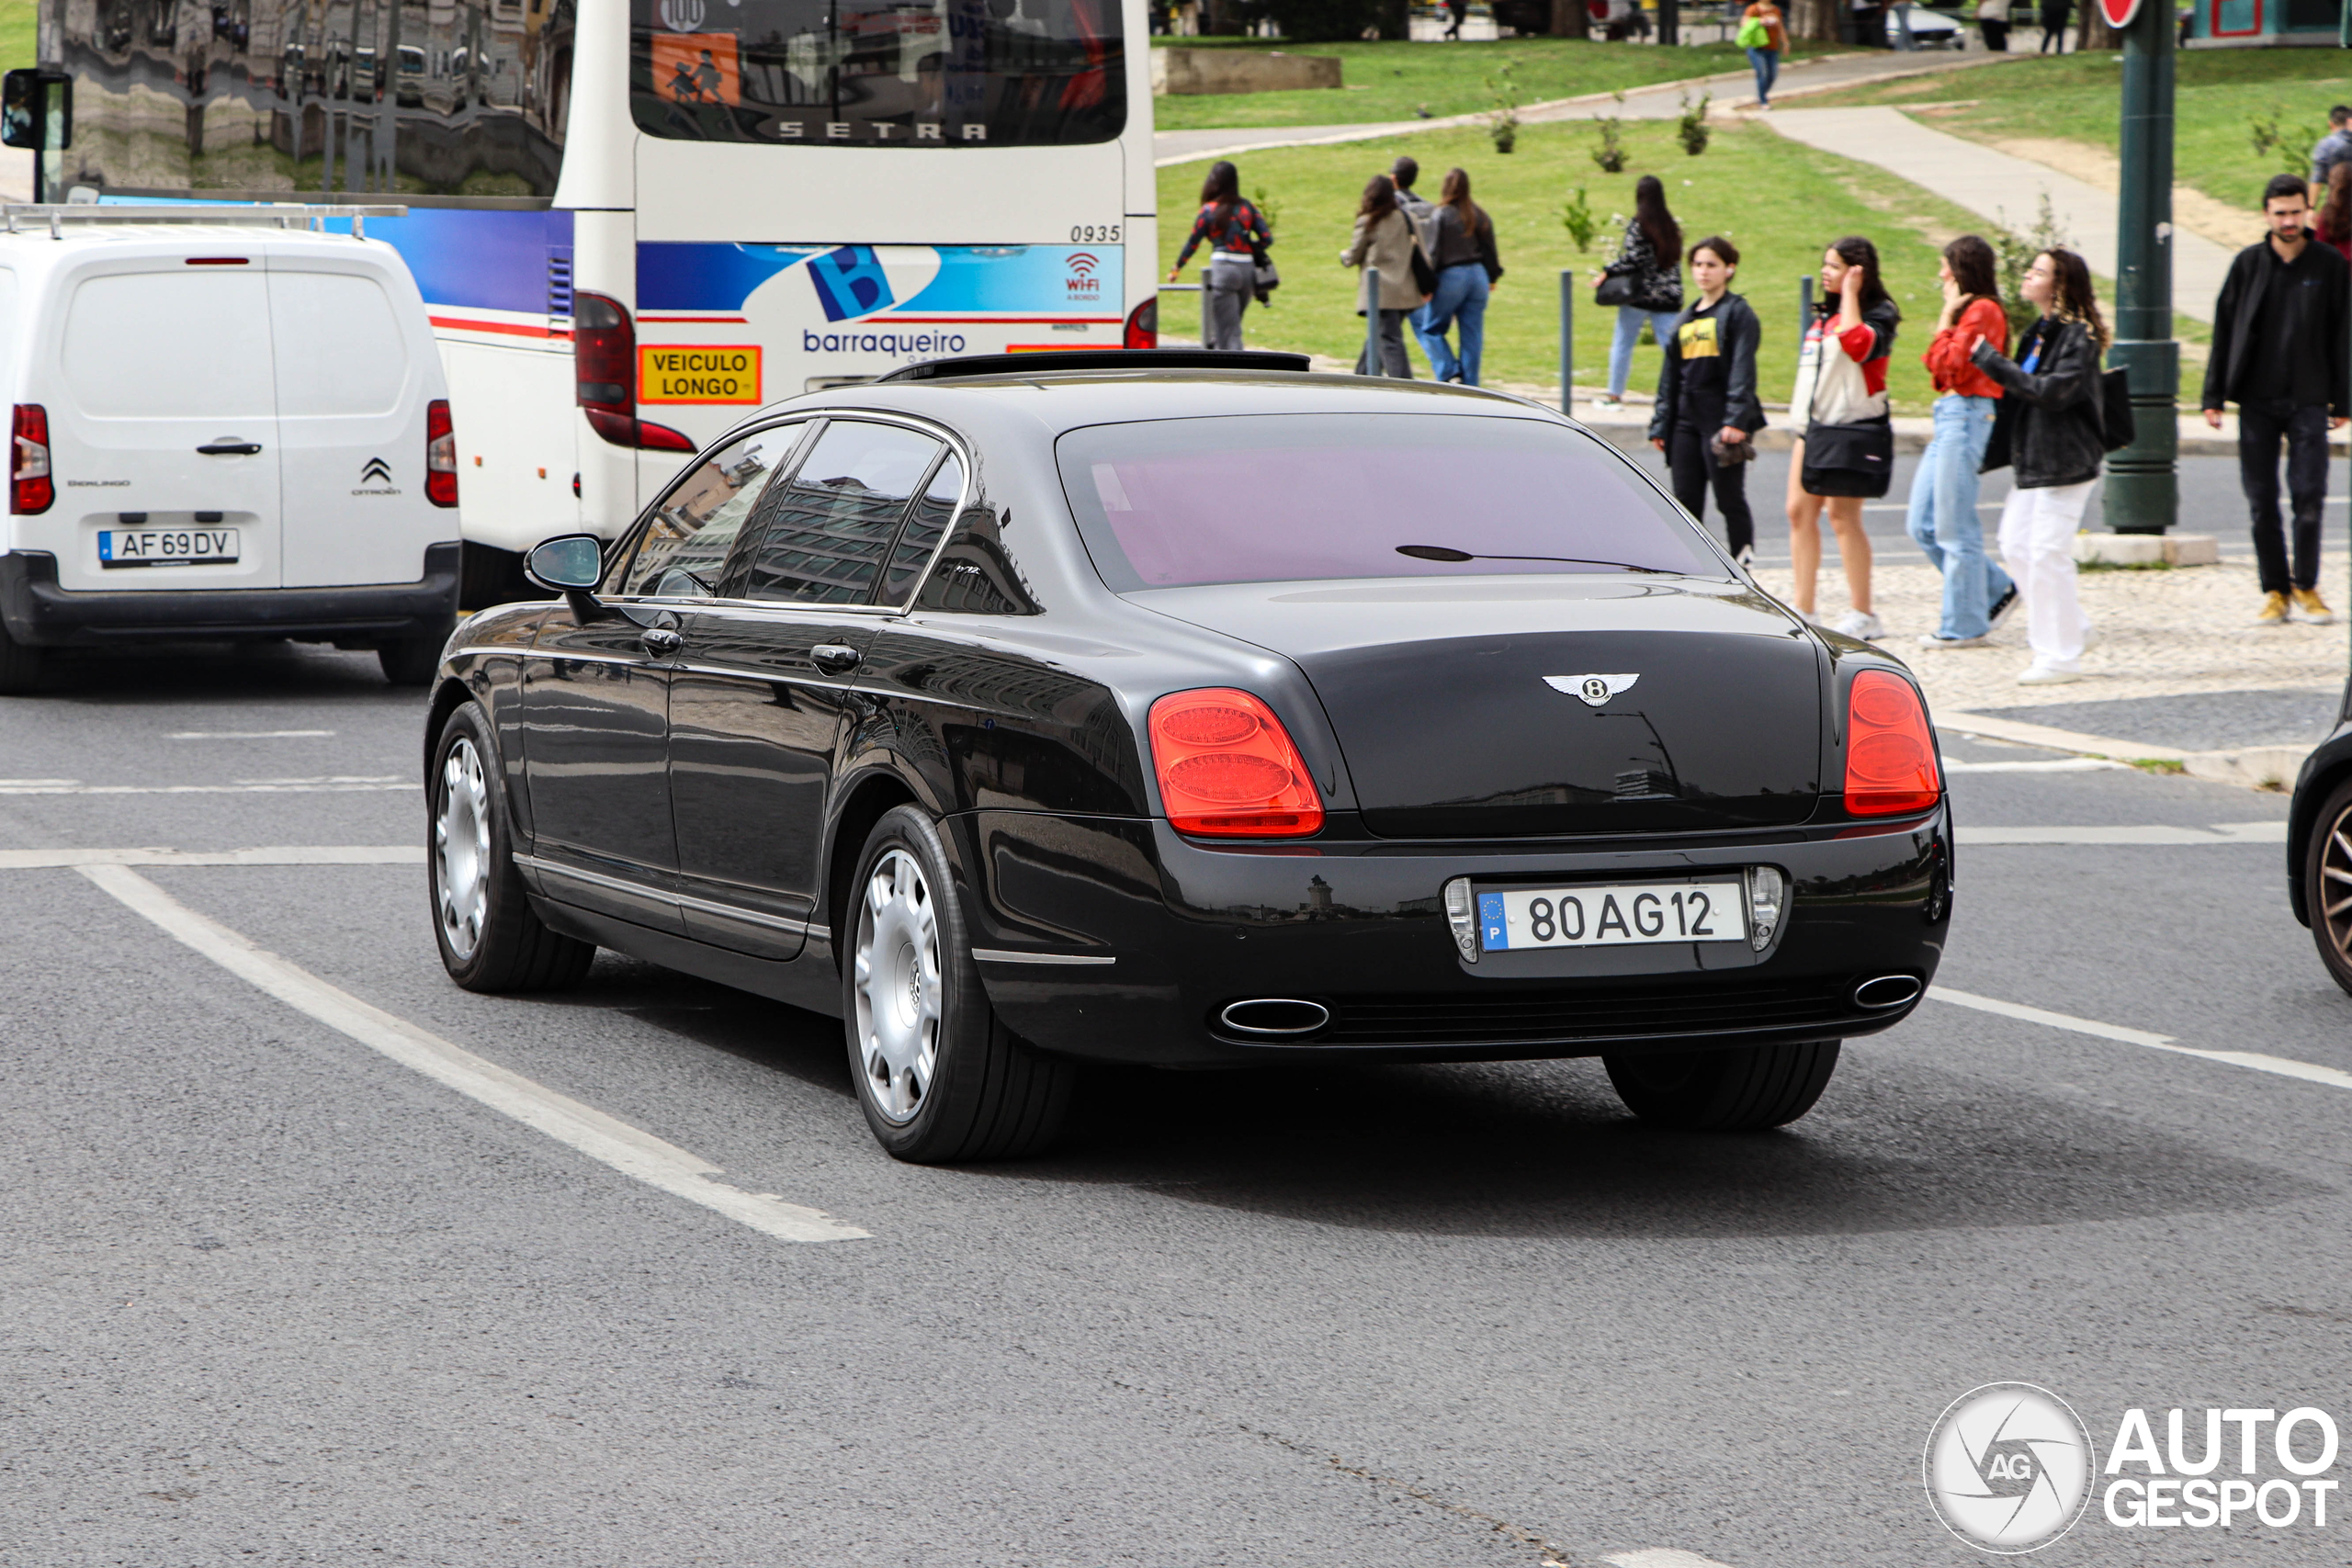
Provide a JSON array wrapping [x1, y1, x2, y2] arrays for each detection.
[[1787, 236, 1899, 640]]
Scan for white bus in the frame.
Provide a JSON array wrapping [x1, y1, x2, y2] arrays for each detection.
[[38, 0, 1156, 604]]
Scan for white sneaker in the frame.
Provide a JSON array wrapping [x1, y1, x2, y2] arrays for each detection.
[[1917, 631, 1990, 649], [1831, 609, 1885, 640], [2018, 661, 2084, 685], [1736, 545, 1755, 569]]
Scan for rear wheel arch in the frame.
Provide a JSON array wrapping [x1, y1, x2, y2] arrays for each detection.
[[826, 771, 922, 967], [424, 676, 473, 779]]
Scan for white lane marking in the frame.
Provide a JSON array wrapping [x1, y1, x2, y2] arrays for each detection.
[[1959, 821, 2286, 845], [0, 776, 409, 795], [1943, 758, 2129, 773], [0, 844, 423, 869], [76, 863, 869, 1245], [1604, 1551, 1736, 1568], [170, 729, 336, 739], [1929, 987, 2352, 1091]]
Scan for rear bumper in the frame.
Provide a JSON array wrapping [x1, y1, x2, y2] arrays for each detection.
[[0, 544, 461, 647], [950, 808, 1951, 1066]]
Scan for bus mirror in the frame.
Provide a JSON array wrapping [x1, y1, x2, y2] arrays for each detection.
[[2, 71, 71, 152]]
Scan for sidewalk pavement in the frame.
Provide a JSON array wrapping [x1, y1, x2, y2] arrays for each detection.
[[1153, 46, 2014, 166], [1759, 105, 2234, 324]]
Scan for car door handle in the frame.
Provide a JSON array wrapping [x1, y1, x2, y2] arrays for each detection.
[[196, 439, 264, 456], [811, 643, 862, 675], [640, 626, 683, 657]]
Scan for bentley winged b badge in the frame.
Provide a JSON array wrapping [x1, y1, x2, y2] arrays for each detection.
[[1544, 673, 1640, 708]]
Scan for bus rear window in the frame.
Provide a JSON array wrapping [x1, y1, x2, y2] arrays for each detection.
[[631, 0, 1124, 149]]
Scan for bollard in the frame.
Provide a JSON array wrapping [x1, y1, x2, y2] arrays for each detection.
[[1364, 266, 1383, 376], [1559, 268, 1575, 415], [1202, 277, 1211, 349], [1798, 275, 1815, 354]]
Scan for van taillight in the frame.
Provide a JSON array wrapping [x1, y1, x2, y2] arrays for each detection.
[[11, 404, 51, 515], [1843, 670, 1941, 815], [1125, 297, 1158, 350], [571, 292, 695, 454], [1148, 688, 1324, 838], [424, 398, 458, 508]]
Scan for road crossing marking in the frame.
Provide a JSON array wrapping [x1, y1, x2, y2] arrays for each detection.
[[1957, 821, 2286, 845], [0, 845, 424, 869], [1942, 758, 2129, 773], [1929, 987, 2352, 1091], [74, 863, 869, 1246], [0, 775, 409, 795], [169, 729, 337, 739]]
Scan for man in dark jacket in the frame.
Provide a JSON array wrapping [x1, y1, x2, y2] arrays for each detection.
[[2204, 172, 2351, 626]]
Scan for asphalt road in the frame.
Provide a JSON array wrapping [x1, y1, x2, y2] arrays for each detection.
[[4, 644, 2349, 1567]]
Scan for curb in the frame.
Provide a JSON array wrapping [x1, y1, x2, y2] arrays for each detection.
[[1936, 710, 2312, 792]]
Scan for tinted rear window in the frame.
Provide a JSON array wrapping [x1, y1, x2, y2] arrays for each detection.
[[1056, 413, 1721, 592]]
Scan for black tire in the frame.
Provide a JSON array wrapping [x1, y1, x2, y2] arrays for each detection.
[[841, 805, 1075, 1162], [379, 635, 443, 687], [1603, 1040, 1842, 1131], [0, 618, 43, 695], [2304, 775, 2352, 996], [428, 700, 595, 993]]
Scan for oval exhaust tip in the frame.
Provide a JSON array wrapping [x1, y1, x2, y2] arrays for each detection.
[[1218, 998, 1331, 1037], [1853, 974, 1924, 1010]]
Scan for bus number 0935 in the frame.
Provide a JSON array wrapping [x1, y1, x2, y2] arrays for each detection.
[[1070, 224, 1122, 243]]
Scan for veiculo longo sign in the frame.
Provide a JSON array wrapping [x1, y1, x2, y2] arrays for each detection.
[[1925, 1384, 2342, 1552]]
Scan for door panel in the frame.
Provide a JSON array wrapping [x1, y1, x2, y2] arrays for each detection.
[[49, 267, 282, 593]]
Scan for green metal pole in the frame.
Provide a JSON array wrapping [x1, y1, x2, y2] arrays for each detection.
[[2103, 0, 2178, 535], [1559, 268, 1575, 415]]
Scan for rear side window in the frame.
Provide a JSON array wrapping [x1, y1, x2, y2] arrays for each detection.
[[63, 272, 276, 419], [1056, 413, 1720, 591], [879, 454, 962, 604], [741, 421, 943, 605], [269, 272, 410, 417]]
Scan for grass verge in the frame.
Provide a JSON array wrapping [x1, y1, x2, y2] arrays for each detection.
[[1152, 38, 1770, 130], [1162, 115, 2170, 412], [0, 0, 31, 75]]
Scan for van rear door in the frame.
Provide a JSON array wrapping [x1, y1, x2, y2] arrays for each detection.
[[50, 258, 282, 592], [268, 254, 437, 588]]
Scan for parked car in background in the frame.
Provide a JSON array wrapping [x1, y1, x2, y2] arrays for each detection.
[[0, 210, 461, 693], [2287, 691, 2352, 993]]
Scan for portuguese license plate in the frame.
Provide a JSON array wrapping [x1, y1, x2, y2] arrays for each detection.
[[1478, 880, 1747, 952], [98, 528, 241, 569]]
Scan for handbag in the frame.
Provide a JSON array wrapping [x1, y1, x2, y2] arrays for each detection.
[[2098, 365, 2135, 452], [1409, 242, 1437, 296], [1250, 241, 1280, 307], [1801, 417, 1895, 496], [1735, 13, 1771, 45], [1594, 271, 1635, 308]]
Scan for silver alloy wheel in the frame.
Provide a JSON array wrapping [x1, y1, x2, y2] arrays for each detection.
[[853, 847, 943, 1124], [435, 736, 492, 961], [2322, 801, 2352, 963]]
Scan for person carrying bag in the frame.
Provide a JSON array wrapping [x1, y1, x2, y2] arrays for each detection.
[[1785, 235, 1898, 640]]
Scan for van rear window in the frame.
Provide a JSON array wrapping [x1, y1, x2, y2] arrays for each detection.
[[1055, 413, 1721, 592]]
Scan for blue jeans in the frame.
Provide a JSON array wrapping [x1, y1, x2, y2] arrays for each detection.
[[1608, 305, 1681, 399], [1747, 46, 1779, 103], [1905, 393, 2011, 638], [1416, 263, 1490, 385]]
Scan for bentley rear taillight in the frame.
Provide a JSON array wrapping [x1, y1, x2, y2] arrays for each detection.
[[1148, 688, 1324, 838], [1843, 670, 1940, 815], [11, 404, 51, 515]]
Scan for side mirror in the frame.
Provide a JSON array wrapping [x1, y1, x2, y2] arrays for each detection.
[[2, 70, 71, 152], [524, 533, 604, 592]]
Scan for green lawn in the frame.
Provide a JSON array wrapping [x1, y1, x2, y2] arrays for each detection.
[[1799, 49, 2352, 218], [0, 0, 32, 74], [1160, 116, 2083, 413], [1152, 37, 1782, 130]]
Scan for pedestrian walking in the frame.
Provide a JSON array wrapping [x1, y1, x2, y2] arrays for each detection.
[[1592, 175, 1683, 410], [1414, 168, 1503, 386], [1649, 236, 1765, 564], [1892, 0, 1917, 48], [2321, 162, 2352, 263], [1908, 235, 2018, 649], [1340, 174, 1423, 378], [1970, 248, 2109, 684], [1786, 236, 1898, 639], [1976, 0, 2010, 50], [1167, 160, 1271, 352], [1444, 0, 1467, 37], [2311, 105, 2352, 193], [2037, 0, 2069, 51], [1393, 155, 1440, 372], [2201, 172, 2350, 626], [1736, 0, 1788, 107]]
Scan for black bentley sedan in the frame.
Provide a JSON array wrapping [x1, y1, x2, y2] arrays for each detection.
[[423, 351, 1951, 1162]]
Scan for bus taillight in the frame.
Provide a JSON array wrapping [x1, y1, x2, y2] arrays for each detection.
[[1125, 297, 1157, 351], [573, 292, 696, 453]]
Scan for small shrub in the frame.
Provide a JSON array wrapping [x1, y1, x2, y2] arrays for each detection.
[[2249, 109, 2312, 175], [1591, 114, 1626, 174], [1250, 184, 1282, 236], [1990, 195, 2073, 310], [1560, 186, 1599, 254], [1487, 63, 1519, 154], [1676, 91, 1711, 157]]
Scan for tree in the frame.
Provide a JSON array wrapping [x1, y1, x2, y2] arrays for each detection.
[[1550, 0, 1590, 38]]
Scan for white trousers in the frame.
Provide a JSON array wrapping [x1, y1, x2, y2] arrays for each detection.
[[1996, 478, 2095, 669]]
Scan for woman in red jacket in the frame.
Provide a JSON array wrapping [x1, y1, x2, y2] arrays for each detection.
[[1907, 235, 2018, 649]]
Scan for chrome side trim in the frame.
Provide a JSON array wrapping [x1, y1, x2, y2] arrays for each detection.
[[514, 852, 678, 905], [971, 948, 1117, 966], [676, 890, 810, 936]]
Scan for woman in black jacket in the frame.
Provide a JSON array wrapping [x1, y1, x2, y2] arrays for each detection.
[[1650, 235, 1765, 563], [1969, 246, 2106, 685], [1594, 175, 1683, 409]]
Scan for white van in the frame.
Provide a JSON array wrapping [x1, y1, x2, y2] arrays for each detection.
[[0, 210, 461, 693]]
